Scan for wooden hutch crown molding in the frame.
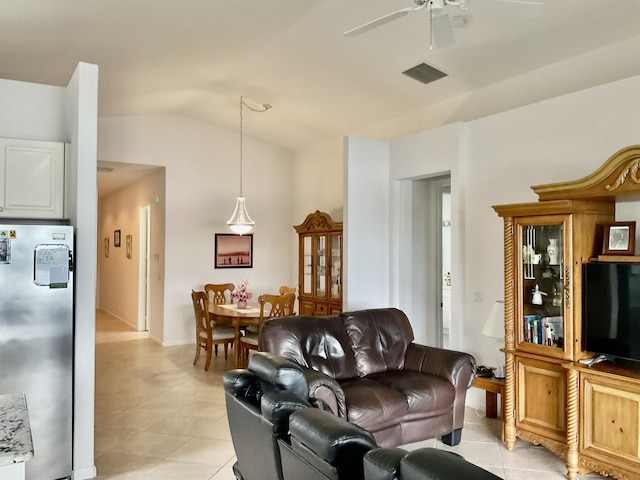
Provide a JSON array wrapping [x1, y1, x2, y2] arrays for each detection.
[[294, 210, 343, 234], [532, 145, 640, 201]]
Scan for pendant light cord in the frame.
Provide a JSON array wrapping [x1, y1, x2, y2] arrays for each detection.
[[239, 96, 272, 197], [239, 96, 244, 197]]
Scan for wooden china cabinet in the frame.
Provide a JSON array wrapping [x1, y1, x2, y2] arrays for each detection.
[[294, 211, 342, 315], [494, 146, 640, 480]]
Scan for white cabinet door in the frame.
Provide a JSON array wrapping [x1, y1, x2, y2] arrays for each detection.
[[0, 138, 65, 219]]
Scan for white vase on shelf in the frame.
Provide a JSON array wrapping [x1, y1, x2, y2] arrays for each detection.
[[547, 238, 561, 265]]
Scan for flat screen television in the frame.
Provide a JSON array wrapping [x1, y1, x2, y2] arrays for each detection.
[[583, 262, 640, 363]]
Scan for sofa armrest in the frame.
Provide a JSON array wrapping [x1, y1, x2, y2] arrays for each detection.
[[223, 369, 259, 400], [288, 408, 376, 478], [261, 390, 311, 436], [300, 366, 347, 418], [404, 343, 476, 432], [400, 448, 501, 480], [404, 343, 476, 388], [363, 447, 407, 480]]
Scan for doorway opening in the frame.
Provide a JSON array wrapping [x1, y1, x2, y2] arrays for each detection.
[[440, 184, 451, 349], [138, 204, 151, 332], [412, 174, 451, 348]]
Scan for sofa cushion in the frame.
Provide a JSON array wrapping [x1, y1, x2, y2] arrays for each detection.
[[260, 315, 358, 380], [340, 372, 454, 432], [341, 308, 414, 376]]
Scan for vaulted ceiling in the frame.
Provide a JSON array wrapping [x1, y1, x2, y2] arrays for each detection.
[[2, 0, 640, 154]]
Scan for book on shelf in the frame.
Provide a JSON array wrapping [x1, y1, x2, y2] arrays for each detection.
[[523, 315, 563, 347]]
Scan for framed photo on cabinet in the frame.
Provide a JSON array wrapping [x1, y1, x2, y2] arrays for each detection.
[[214, 234, 253, 268], [603, 221, 635, 255]]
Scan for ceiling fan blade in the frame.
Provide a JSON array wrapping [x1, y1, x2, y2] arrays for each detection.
[[344, 3, 427, 38], [487, 0, 544, 5], [431, 13, 455, 49], [484, 0, 544, 18]]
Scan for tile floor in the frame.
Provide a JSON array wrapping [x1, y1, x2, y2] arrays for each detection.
[[94, 310, 605, 479]]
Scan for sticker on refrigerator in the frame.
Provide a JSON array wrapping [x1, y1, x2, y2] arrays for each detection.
[[34, 244, 70, 287], [0, 230, 10, 264]]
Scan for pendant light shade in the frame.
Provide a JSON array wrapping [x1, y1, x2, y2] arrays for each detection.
[[227, 196, 255, 235], [227, 95, 271, 235]]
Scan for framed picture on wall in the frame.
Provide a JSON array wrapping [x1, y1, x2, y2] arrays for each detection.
[[214, 234, 253, 268], [114, 229, 121, 247], [126, 235, 132, 259], [603, 221, 635, 255]]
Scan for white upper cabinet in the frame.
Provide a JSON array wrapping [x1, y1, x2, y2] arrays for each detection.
[[0, 138, 65, 219]]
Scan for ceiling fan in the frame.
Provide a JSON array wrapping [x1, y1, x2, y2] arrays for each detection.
[[344, 0, 544, 49]]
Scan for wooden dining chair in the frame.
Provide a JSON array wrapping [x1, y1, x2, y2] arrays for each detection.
[[191, 290, 235, 371], [279, 285, 297, 314], [205, 283, 235, 305], [204, 283, 235, 355], [239, 292, 295, 368]]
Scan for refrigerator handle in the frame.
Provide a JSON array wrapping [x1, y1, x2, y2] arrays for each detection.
[[69, 251, 73, 272]]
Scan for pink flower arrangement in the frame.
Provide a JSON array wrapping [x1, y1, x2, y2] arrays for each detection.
[[231, 281, 253, 302]]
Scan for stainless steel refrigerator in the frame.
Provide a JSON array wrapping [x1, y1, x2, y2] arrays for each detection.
[[0, 222, 73, 480]]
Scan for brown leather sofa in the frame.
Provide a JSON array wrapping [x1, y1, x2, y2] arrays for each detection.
[[259, 307, 477, 447]]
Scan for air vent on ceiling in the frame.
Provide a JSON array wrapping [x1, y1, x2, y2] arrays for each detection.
[[402, 63, 447, 85]]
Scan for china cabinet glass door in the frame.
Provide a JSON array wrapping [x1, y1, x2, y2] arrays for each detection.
[[516, 217, 570, 359], [302, 235, 312, 295], [316, 235, 326, 297], [329, 233, 341, 299]]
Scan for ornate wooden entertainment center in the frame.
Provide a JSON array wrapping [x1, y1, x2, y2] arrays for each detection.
[[494, 146, 640, 480]]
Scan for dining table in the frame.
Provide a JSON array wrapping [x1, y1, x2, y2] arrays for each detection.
[[208, 303, 262, 369]]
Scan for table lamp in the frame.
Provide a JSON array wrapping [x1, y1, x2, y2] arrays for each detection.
[[482, 300, 505, 378]]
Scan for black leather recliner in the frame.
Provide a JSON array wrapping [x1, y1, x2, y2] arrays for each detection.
[[280, 407, 501, 480], [364, 446, 502, 480], [223, 352, 311, 480], [280, 407, 377, 480]]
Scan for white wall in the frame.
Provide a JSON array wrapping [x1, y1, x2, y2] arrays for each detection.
[[343, 137, 390, 310], [0, 79, 66, 141], [98, 114, 295, 345]]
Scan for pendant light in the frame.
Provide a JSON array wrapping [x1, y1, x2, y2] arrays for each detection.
[[227, 95, 271, 235]]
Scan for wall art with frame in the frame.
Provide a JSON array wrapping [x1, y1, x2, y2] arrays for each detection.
[[215, 234, 253, 268], [126, 234, 132, 259]]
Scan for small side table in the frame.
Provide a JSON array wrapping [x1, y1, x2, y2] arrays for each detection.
[[472, 376, 505, 440]]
